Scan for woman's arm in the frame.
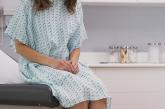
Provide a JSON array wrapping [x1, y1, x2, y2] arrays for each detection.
[[15, 40, 73, 72], [15, 40, 51, 66], [69, 48, 80, 63], [69, 48, 80, 73]]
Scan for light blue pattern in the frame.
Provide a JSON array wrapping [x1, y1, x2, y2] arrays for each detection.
[[5, 0, 112, 108]]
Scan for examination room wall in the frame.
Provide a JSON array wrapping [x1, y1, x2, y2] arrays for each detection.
[[2, 6, 165, 60]]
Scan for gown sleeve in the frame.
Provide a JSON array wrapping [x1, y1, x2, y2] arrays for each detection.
[[67, 1, 88, 54], [5, 0, 29, 50]]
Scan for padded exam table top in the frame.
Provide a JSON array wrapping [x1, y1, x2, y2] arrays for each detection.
[[0, 84, 59, 107]]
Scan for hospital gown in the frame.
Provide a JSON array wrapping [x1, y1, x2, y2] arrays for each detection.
[[5, 0, 112, 108]]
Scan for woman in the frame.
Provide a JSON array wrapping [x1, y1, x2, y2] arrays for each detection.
[[5, 0, 112, 109]]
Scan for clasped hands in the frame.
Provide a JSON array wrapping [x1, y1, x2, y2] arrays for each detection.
[[48, 57, 79, 74]]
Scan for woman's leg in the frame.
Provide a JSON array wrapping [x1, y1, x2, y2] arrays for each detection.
[[69, 101, 89, 109], [89, 98, 107, 109]]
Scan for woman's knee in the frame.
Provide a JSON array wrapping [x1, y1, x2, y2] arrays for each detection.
[[78, 101, 89, 105], [100, 98, 107, 102], [70, 101, 89, 109], [92, 98, 107, 104]]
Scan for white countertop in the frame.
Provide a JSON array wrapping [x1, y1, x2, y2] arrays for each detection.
[[79, 52, 165, 68], [1, 50, 165, 69], [86, 63, 165, 68]]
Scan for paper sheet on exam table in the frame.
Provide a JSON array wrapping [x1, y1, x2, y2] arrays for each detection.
[[0, 50, 23, 84]]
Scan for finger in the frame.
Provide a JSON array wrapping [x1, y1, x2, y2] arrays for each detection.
[[63, 61, 71, 68], [74, 63, 78, 69], [66, 60, 77, 73], [64, 61, 75, 72], [70, 63, 77, 73], [73, 63, 79, 72], [67, 61, 75, 72], [65, 61, 75, 73], [68, 60, 72, 64], [70, 60, 76, 66], [61, 61, 72, 72], [73, 65, 79, 74], [74, 68, 79, 74], [52, 61, 69, 71]]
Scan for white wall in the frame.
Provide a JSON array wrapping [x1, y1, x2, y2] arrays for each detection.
[[0, 0, 20, 10], [83, 5, 165, 52], [2, 1, 165, 53]]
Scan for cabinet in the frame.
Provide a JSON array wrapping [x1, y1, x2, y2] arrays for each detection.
[[91, 67, 165, 109]]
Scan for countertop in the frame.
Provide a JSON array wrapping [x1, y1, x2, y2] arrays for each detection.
[[86, 63, 165, 68], [79, 52, 165, 68]]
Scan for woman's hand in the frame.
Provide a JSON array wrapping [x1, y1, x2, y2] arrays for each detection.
[[48, 57, 74, 72], [68, 48, 80, 74], [68, 59, 80, 74]]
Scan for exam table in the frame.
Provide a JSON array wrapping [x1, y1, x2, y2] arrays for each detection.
[[0, 50, 61, 109]]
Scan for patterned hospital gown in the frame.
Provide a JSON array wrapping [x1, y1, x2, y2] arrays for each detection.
[[5, 0, 112, 108]]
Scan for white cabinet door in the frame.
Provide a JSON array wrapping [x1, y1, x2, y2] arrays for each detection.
[[95, 68, 165, 109]]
